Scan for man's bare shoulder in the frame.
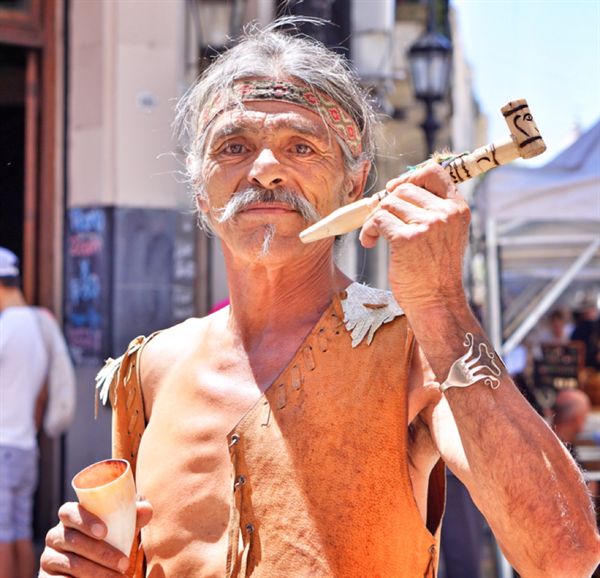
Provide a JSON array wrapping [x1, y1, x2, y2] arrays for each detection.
[[139, 309, 226, 392]]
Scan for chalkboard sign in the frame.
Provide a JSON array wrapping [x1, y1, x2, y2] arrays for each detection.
[[534, 342, 585, 390], [64, 207, 199, 363], [64, 207, 112, 365]]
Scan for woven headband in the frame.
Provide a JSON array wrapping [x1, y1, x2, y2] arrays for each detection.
[[199, 80, 362, 157]]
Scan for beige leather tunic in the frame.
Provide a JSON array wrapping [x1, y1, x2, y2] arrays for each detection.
[[99, 287, 445, 578]]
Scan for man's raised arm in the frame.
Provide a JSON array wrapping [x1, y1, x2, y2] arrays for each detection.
[[412, 306, 598, 577], [359, 163, 600, 577]]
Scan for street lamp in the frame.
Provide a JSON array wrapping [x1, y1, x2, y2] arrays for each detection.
[[407, 8, 452, 154], [187, 0, 246, 72]]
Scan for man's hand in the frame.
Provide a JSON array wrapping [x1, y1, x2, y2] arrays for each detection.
[[39, 500, 152, 577], [359, 163, 470, 310], [365, 163, 600, 575]]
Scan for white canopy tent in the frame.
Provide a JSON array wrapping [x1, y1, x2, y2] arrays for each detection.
[[476, 119, 600, 355]]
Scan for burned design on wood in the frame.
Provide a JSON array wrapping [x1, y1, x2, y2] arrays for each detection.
[[299, 98, 546, 243], [445, 144, 499, 184], [446, 154, 472, 184], [473, 143, 500, 174], [502, 102, 543, 149]]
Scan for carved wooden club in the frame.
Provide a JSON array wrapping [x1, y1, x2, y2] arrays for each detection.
[[299, 98, 546, 243]]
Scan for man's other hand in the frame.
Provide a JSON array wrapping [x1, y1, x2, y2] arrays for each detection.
[[39, 500, 153, 577]]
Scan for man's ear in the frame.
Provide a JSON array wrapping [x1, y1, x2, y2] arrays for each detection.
[[345, 160, 371, 203], [195, 193, 209, 214]]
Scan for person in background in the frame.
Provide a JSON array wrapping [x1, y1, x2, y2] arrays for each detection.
[[531, 309, 572, 362], [539, 309, 572, 344], [529, 310, 576, 413], [552, 388, 598, 497], [553, 388, 592, 452], [0, 248, 48, 578], [571, 299, 600, 370]]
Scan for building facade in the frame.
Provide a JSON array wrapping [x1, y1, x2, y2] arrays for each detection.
[[0, 0, 483, 541]]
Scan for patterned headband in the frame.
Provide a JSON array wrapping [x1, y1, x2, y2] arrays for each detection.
[[199, 79, 363, 157]]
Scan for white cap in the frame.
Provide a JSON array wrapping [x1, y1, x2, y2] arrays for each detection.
[[0, 247, 20, 277]]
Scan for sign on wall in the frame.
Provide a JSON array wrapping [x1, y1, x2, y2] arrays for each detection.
[[64, 207, 198, 364], [64, 208, 112, 364]]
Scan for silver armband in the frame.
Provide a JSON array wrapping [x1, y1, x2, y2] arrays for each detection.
[[440, 333, 502, 393]]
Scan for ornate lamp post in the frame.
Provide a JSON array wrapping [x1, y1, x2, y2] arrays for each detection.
[[407, 7, 452, 154]]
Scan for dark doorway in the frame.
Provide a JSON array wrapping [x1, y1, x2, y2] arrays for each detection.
[[0, 44, 25, 262]]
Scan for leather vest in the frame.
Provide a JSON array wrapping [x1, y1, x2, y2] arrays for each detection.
[[98, 285, 445, 578], [225, 291, 444, 578]]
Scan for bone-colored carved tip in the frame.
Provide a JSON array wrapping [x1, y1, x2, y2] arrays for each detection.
[[299, 224, 329, 243], [299, 196, 381, 243]]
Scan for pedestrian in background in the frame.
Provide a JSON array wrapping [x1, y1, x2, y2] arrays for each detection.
[[0, 247, 75, 578], [552, 388, 598, 495], [571, 298, 600, 370]]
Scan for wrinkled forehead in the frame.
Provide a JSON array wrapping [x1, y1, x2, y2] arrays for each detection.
[[198, 78, 362, 156], [206, 100, 333, 145]]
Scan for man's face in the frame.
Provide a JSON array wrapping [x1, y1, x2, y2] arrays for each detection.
[[198, 100, 364, 261]]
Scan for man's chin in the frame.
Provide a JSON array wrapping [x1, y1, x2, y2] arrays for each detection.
[[219, 219, 317, 260], [236, 217, 313, 238], [249, 224, 316, 260], [259, 224, 276, 257]]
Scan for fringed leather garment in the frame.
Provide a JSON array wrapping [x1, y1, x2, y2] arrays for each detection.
[[98, 284, 445, 578]]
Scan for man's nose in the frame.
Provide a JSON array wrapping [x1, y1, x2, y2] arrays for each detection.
[[247, 148, 285, 189]]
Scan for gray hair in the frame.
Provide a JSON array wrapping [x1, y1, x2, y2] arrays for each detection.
[[175, 20, 378, 231]]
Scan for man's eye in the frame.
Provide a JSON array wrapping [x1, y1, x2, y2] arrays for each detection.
[[222, 143, 246, 154], [293, 143, 313, 155]]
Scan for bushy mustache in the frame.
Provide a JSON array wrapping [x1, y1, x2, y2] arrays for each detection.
[[215, 187, 320, 224]]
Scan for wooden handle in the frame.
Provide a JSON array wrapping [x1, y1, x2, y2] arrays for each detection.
[[299, 98, 546, 243], [299, 193, 384, 242]]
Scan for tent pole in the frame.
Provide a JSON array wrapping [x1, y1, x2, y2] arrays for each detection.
[[486, 217, 503, 352], [501, 237, 600, 356], [497, 218, 526, 236]]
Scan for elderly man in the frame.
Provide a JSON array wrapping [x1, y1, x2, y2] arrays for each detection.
[[40, 26, 599, 578]]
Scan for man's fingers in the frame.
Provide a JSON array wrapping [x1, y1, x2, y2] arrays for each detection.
[[58, 502, 107, 540], [359, 225, 379, 249], [44, 523, 130, 575], [378, 192, 436, 223], [42, 499, 152, 577], [386, 163, 457, 199], [40, 546, 126, 577], [136, 500, 153, 529], [361, 191, 435, 247], [360, 208, 409, 248], [384, 183, 449, 212], [57, 499, 152, 534]]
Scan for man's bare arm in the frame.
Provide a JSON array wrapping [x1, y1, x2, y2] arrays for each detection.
[[410, 310, 599, 577], [360, 163, 600, 576]]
